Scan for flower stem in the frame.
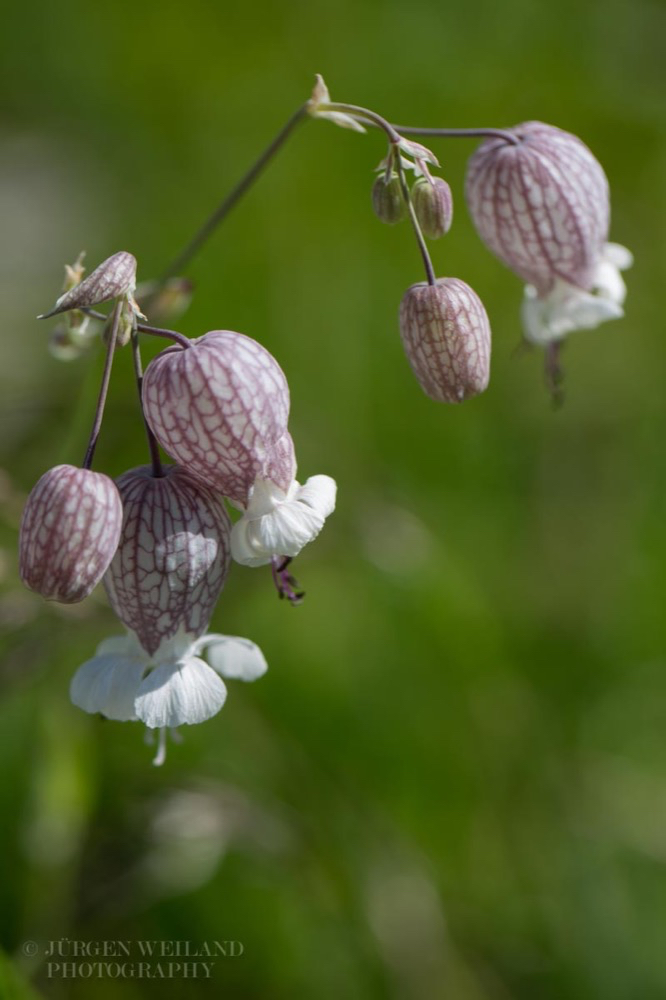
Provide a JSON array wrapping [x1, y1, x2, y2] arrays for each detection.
[[318, 101, 437, 283], [394, 154, 436, 286], [82, 301, 121, 470], [316, 101, 402, 143], [135, 322, 191, 350], [390, 125, 521, 146], [158, 103, 309, 282], [130, 327, 164, 478], [83, 309, 191, 350]]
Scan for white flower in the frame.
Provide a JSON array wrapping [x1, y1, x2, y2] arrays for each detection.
[[230, 475, 337, 567], [521, 242, 633, 345], [70, 626, 267, 732]]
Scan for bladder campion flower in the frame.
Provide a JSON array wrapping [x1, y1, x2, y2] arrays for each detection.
[[103, 464, 231, 655], [19, 465, 123, 603], [399, 278, 491, 403], [465, 121, 632, 344], [142, 331, 290, 504]]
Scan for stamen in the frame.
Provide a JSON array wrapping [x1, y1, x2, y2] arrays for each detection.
[[271, 556, 305, 605]]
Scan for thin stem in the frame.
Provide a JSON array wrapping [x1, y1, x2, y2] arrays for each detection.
[[317, 102, 402, 143], [135, 322, 191, 350], [158, 103, 309, 282], [130, 327, 164, 477], [82, 302, 121, 470], [83, 309, 191, 350], [319, 102, 436, 284], [395, 155, 436, 286], [390, 124, 521, 146]]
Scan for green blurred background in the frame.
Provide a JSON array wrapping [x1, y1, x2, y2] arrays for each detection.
[[1, 0, 665, 996]]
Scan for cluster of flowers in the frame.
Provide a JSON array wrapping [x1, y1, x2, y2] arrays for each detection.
[[311, 74, 631, 401], [19, 80, 632, 764], [20, 253, 336, 763], [393, 120, 632, 399]]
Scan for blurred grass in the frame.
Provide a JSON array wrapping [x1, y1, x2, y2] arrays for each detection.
[[1, 0, 665, 996]]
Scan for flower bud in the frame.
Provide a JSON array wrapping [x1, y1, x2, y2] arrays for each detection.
[[39, 251, 137, 318], [372, 174, 405, 224], [465, 122, 609, 295], [412, 176, 453, 238], [142, 331, 290, 504], [103, 465, 231, 655], [399, 278, 491, 403], [19, 465, 123, 603]]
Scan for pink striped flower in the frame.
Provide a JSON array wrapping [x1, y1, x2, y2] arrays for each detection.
[[19, 465, 122, 603], [465, 121, 632, 343], [142, 330, 290, 505], [103, 464, 231, 655], [399, 278, 491, 403]]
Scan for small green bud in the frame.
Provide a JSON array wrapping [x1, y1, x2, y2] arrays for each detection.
[[412, 177, 454, 239], [372, 174, 405, 225]]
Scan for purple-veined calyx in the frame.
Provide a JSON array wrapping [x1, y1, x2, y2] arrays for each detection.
[[465, 121, 632, 344], [142, 330, 290, 505], [19, 465, 123, 603], [399, 278, 491, 403], [103, 465, 231, 655], [39, 251, 138, 318]]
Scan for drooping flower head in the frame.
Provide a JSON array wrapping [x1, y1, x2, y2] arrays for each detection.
[[465, 121, 632, 344], [142, 331, 290, 505], [19, 465, 123, 603], [399, 278, 491, 403], [104, 464, 231, 655], [143, 330, 337, 572]]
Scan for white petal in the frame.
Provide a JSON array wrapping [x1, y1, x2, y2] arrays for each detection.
[[134, 657, 227, 729], [230, 475, 337, 567], [296, 474, 337, 518], [590, 243, 632, 306], [592, 259, 627, 305], [521, 281, 624, 345], [203, 636, 268, 682], [603, 242, 633, 270], [70, 653, 145, 721]]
